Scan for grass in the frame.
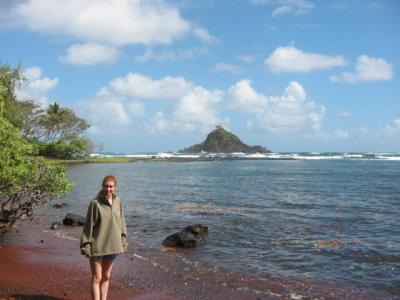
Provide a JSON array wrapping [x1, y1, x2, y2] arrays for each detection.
[[45, 157, 137, 164]]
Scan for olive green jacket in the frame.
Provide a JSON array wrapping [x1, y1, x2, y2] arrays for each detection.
[[80, 194, 128, 257]]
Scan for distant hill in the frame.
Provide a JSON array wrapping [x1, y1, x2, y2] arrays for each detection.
[[179, 126, 271, 153]]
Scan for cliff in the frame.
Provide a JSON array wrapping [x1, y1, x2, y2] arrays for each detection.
[[179, 126, 271, 153]]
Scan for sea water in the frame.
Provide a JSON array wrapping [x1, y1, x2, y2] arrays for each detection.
[[40, 154, 400, 296]]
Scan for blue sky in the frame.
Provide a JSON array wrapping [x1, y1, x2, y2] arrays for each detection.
[[1, 0, 399, 153]]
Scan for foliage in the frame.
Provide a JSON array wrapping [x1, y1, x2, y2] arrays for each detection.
[[48, 157, 135, 164], [38, 137, 93, 159], [37, 102, 90, 143], [0, 115, 72, 233], [1, 64, 92, 159], [0, 64, 24, 116]]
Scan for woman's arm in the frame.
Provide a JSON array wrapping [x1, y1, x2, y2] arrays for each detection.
[[120, 200, 128, 251], [80, 201, 98, 256]]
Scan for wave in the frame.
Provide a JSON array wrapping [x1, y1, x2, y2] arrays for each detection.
[[89, 152, 400, 161]]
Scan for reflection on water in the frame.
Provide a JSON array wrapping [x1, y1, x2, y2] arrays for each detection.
[[34, 160, 399, 296]]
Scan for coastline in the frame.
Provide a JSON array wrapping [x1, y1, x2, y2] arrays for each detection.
[[0, 218, 391, 300], [45, 151, 400, 165], [47, 156, 293, 165]]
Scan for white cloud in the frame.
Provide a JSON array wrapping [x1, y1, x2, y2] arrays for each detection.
[[8, 0, 203, 46], [272, 5, 293, 17], [79, 73, 332, 139], [100, 73, 193, 100], [16, 67, 58, 106], [23, 66, 42, 80], [250, 0, 315, 17], [381, 117, 400, 138], [133, 47, 210, 62], [265, 46, 346, 73], [228, 80, 325, 133], [6, 0, 216, 66], [236, 54, 256, 63], [58, 43, 119, 65], [127, 101, 145, 117], [332, 128, 350, 139], [78, 73, 223, 135], [173, 87, 222, 131], [213, 62, 242, 74], [351, 126, 369, 138], [330, 55, 394, 83], [192, 26, 220, 44]]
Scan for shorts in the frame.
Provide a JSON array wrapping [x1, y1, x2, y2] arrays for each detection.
[[91, 254, 119, 261]]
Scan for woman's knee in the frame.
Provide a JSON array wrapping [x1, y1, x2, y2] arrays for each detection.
[[101, 270, 111, 282], [92, 273, 102, 284]]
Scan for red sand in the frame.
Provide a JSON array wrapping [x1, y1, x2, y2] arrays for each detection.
[[0, 222, 270, 299], [0, 221, 388, 300]]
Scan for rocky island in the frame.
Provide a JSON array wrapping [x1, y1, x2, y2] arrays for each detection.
[[179, 125, 271, 153]]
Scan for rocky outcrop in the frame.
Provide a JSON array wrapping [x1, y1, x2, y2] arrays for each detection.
[[63, 213, 85, 226], [163, 224, 208, 248], [179, 126, 270, 153]]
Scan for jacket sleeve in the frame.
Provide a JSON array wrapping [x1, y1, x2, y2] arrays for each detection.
[[120, 200, 128, 251], [80, 201, 98, 257]]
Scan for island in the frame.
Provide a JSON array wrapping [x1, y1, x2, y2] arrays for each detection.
[[179, 125, 271, 153]]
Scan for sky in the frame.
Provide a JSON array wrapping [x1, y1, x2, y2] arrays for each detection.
[[0, 0, 399, 153]]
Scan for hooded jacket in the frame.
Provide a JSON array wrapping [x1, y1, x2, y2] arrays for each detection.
[[80, 194, 127, 257]]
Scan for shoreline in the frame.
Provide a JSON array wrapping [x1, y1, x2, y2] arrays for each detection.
[[47, 156, 295, 165], [0, 219, 391, 300]]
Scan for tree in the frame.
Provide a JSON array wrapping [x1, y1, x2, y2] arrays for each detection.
[[0, 64, 23, 116], [37, 102, 90, 143], [0, 116, 72, 233], [0, 64, 44, 139], [39, 137, 93, 159], [1, 64, 92, 159]]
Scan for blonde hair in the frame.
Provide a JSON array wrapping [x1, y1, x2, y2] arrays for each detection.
[[97, 175, 117, 198]]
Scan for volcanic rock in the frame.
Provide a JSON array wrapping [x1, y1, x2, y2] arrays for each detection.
[[163, 224, 208, 248], [179, 125, 270, 153]]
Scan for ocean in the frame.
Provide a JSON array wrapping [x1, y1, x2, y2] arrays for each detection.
[[40, 152, 400, 297]]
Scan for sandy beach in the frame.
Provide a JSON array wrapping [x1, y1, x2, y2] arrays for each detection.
[[0, 220, 280, 300], [0, 216, 389, 300]]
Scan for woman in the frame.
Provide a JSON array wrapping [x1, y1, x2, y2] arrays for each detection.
[[80, 175, 128, 300]]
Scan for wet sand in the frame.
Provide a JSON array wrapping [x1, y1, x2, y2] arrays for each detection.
[[0, 220, 391, 300]]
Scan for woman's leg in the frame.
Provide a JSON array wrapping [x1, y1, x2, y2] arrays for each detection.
[[100, 259, 115, 300], [90, 258, 102, 300]]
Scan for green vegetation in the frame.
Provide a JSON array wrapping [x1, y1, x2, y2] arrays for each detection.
[[0, 63, 93, 233], [0, 116, 72, 233], [47, 157, 135, 164], [1, 64, 92, 159]]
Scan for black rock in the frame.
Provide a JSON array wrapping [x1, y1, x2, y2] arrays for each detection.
[[52, 203, 68, 209], [50, 221, 64, 230], [63, 213, 85, 226], [163, 224, 208, 248]]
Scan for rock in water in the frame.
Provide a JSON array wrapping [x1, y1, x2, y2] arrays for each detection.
[[163, 224, 208, 248], [179, 125, 271, 153], [63, 213, 85, 226], [50, 221, 64, 230], [52, 203, 68, 209]]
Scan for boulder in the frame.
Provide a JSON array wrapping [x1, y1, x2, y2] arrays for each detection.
[[52, 203, 68, 209], [163, 224, 208, 248], [50, 221, 64, 230], [63, 213, 85, 226]]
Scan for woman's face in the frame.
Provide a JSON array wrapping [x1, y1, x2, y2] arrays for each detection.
[[103, 180, 116, 197]]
